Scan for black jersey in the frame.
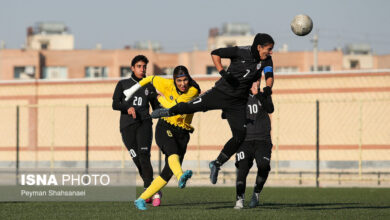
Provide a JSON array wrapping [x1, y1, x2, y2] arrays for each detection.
[[245, 93, 274, 141], [212, 46, 273, 98], [112, 74, 159, 130]]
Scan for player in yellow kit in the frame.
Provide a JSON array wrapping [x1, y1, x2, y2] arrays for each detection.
[[125, 65, 200, 210]]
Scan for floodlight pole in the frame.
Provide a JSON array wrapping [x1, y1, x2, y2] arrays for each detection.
[[312, 33, 319, 72]]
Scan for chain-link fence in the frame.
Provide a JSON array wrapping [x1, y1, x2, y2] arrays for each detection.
[[1, 97, 389, 187]]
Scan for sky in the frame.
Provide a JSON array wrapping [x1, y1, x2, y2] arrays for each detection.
[[1, 0, 390, 54]]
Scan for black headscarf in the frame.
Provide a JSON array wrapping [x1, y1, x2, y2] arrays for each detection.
[[251, 33, 275, 61]]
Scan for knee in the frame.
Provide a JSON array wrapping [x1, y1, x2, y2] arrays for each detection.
[[138, 148, 151, 158], [236, 180, 245, 188], [232, 129, 246, 144], [257, 161, 271, 176]]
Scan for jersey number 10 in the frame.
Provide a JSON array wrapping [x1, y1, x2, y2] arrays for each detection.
[[248, 104, 258, 114]]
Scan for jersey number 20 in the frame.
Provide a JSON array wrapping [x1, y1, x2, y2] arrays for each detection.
[[133, 96, 143, 106]]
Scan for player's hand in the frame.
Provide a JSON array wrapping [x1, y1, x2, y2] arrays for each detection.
[[263, 86, 272, 96], [127, 107, 136, 119], [251, 82, 259, 95], [220, 70, 239, 87]]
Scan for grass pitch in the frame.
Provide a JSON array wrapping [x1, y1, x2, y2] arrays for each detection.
[[1, 187, 389, 219]]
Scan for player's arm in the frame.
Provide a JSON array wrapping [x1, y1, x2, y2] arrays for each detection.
[[256, 92, 274, 114], [211, 47, 239, 86], [123, 76, 154, 101], [112, 81, 131, 111], [123, 75, 172, 101], [263, 58, 274, 96]]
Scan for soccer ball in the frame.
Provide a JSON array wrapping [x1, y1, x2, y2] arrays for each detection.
[[291, 14, 313, 36]]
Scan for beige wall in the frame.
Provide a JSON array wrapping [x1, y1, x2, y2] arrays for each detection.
[[0, 72, 389, 163]]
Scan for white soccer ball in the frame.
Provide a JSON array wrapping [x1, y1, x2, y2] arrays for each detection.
[[291, 14, 313, 36]]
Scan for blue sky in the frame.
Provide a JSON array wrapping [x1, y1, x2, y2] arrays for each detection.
[[1, 0, 389, 54]]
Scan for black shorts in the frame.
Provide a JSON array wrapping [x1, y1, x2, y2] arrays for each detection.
[[235, 140, 273, 169], [121, 119, 153, 158], [155, 119, 190, 157]]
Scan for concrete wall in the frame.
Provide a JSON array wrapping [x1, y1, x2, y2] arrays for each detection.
[[0, 72, 389, 169]]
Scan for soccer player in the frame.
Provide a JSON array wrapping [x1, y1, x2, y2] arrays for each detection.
[[145, 33, 275, 184], [127, 65, 200, 210], [233, 81, 274, 209], [112, 55, 161, 205]]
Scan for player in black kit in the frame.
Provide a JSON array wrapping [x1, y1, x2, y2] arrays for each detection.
[[112, 55, 160, 205], [147, 33, 275, 184], [233, 81, 274, 209]]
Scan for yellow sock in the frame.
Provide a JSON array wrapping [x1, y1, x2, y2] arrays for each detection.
[[168, 154, 183, 181], [139, 176, 167, 200]]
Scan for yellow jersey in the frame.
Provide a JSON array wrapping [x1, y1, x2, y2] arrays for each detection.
[[139, 76, 199, 131]]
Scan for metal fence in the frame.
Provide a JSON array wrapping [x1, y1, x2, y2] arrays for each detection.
[[1, 98, 389, 187]]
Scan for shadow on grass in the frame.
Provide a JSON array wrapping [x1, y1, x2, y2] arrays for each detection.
[[306, 206, 390, 210], [161, 201, 366, 210], [161, 201, 232, 207], [205, 202, 361, 210]]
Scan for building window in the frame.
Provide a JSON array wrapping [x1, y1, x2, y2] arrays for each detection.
[[42, 67, 67, 79], [275, 66, 299, 73], [14, 66, 35, 79], [350, 60, 360, 69], [310, 65, 331, 72], [207, 66, 228, 75], [41, 42, 49, 50], [85, 66, 108, 78], [120, 67, 131, 77]]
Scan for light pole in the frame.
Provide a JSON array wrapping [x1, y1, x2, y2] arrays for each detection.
[[312, 33, 319, 72]]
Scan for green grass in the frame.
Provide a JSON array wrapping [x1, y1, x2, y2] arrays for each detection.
[[1, 187, 389, 219]]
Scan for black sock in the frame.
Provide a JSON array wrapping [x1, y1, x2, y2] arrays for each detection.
[[216, 152, 229, 165]]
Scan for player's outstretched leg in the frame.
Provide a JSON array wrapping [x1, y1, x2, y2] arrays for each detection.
[[151, 108, 173, 118], [209, 160, 221, 184], [178, 170, 193, 188], [134, 198, 147, 210]]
